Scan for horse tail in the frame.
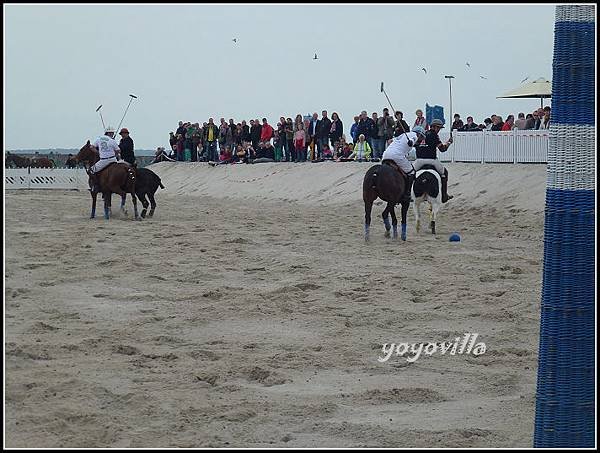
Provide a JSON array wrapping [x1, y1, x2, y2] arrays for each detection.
[[159, 181, 165, 189]]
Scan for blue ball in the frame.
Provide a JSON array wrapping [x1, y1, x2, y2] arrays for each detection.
[[449, 233, 461, 242]]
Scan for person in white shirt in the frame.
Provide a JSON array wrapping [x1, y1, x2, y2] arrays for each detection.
[[89, 126, 121, 192], [381, 126, 426, 202]]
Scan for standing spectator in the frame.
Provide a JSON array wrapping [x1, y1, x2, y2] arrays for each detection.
[[378, 108, 396, 147], [191, 123, 202, 161], [241, 120, 251, 142], [250, 119, 262, 151], [303, 118, 312, 161], [233, 123, 243, 147], [502, 114, 515, 131], [350, 115, 360, 143], [273, 130, 284, 162], [176, 128, 185, 161], [169, 131, 177, 155], [294, 122, 306, 162], [203, 117, 219, 162], [318, 110, 332, 157], [514, 112, 527, 130], [329, 112, 343, 150], [394, 111, 410, 136], [356, 111, 375, 150], [413, 109, 428, 130], [176, 120, 186, 139], [294, 114, 304, 133], [260, 118, 274, 144], [307, 112, 320, 160], [491, 115, 504, 131], [284, 118, 294, 162], [484, 117, 493, 130], [371, 112, 383, 159], [451, 114, 464, 131]]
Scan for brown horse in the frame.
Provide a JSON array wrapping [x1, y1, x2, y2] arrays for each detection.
[[30, 157, 56, 168], [73, 141, 141, 220], [362, 161, 411, 241], [5, 152, 31, 168]]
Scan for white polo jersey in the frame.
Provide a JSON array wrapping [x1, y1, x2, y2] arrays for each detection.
[[382, 131, 417, 173], [94, 135, 120, 159]]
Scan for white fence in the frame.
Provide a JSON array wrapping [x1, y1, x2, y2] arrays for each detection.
[[5, 168, 89, 190], [436, 129, 549, 163]]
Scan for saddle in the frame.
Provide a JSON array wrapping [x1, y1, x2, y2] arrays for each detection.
[[382, 159, 408, 182]]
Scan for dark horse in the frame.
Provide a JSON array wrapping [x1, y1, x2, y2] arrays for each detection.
[[362, 161, 411, 242], [73, 141, 141, 220], [5, 152, 31, 168], [119, 167, 165, 218], [30, 157, 56, 168]]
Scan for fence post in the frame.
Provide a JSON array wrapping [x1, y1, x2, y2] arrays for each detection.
[[513, 129, 517, 164], [481, 131, 485, 164]]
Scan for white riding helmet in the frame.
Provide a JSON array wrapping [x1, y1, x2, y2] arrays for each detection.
[[104, 126, 116, 134], [412, 126, 426, 137]]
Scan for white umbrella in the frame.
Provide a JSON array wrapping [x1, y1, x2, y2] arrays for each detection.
[[497, 77, 552, 108]]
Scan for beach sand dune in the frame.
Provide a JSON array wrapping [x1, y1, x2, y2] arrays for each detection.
[[5, 162, 545, 447]]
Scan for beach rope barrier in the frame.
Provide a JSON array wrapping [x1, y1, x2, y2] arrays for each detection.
[[533, 5, 595, 448]]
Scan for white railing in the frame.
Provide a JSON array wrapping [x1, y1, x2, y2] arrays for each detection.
[[436, 129, 548, 163], [5, 168, 89, 190]]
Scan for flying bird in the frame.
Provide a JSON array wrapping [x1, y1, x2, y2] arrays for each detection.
[[479, 75, 488, 80], [421, 67, 427, 74], [232, 38, 237, 43], [313, 53, 318, 60], [466, 62, 471, 68], [521, 76, 529, 83]]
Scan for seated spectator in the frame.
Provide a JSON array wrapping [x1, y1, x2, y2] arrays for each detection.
[[322, 144, 333, 160], [501, 115, 515, 131], [514, 112, 527, 130], [525, 113, 536, 129], [491, 115, 504, 131], [348, 134, 372, 161], [484, 117, 493, 130], [539, 106, 551, 129], [235, 144, 247, 163], [460, 116, 481, 132], [219, 145, 233, 163], [264, 141, 275, 160], [451, 114, 464, 131]]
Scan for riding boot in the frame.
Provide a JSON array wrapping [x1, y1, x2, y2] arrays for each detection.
[[402, 173, 415, 203], [441, 168, 453, 203], [88, 172, 101, 193]]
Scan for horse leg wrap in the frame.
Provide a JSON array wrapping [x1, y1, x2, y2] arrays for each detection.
[[364, 223, 370, 242], [104, 206, 110, 220], [392, 224, 398, 239], [383, 216, 391, 230], [401, 223, 407, 241]]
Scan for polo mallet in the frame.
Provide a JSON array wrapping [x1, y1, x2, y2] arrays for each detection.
[[380, 81, 411, 143], [115, 94, 138, 134], [96, 104, 106, 130], [444, 75, 455, 139]]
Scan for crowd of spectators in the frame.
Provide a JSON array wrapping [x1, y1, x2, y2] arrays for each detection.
[[156, 105, 551, 164]]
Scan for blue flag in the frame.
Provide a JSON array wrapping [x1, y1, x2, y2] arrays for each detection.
[[426, 104, 445, 126]]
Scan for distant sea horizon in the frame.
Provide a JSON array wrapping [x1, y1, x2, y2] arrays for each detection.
[[6, 148, 158, 156]]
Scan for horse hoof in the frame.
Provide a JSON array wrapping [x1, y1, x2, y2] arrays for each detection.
[[384, 230, 391, 238], [135, 217, 143, 221], [141, 210, 147, 218], [401, 233, 407, 241]]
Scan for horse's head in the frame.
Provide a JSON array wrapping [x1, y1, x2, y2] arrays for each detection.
[[74, 140, 98, 165]]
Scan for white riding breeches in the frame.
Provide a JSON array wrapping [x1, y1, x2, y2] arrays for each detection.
[[413, 158, 445, 176], [90, 157, 117, 174]]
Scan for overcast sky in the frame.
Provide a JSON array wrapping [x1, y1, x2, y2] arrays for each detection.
[[4, 3, 557, 150]]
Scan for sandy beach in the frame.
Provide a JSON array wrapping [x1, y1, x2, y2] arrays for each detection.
[[5, 162, 546, 447]]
